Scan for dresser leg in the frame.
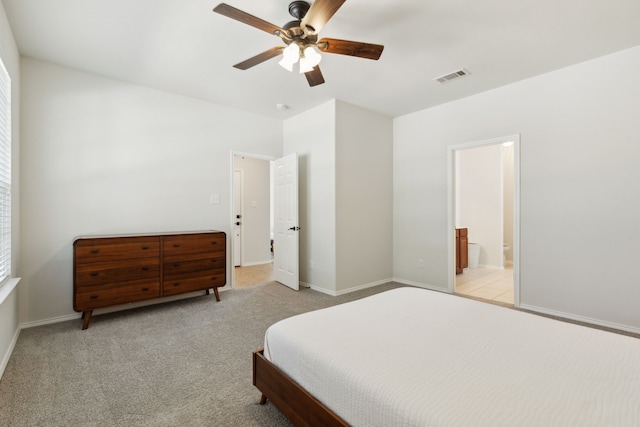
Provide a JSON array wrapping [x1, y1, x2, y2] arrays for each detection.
[[259, 394, 267, 405], [213, 287, 220, 302], [82, 310, 93, 330]]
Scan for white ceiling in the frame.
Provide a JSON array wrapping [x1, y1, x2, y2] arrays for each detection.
[[3, 0, 640, 119]]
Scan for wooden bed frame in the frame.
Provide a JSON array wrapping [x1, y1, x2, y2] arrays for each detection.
[[252, 349, 348, 427]]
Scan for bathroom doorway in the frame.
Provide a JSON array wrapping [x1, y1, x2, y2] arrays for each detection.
[[448, 135, 520, 307]]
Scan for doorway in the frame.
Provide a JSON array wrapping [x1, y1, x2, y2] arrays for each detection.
[[448, 135, 520, 307], [231, 153, 274, 288], [229, 152, 300, 290]]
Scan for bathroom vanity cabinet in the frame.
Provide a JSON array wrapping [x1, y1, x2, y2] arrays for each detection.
[[456, 228, 468, 274]]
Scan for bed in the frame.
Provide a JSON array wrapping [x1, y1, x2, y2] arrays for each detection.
[[252, 287, 640, 427]]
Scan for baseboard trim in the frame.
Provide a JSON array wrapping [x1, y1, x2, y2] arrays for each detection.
[[20, 313, 80, 330], [0, 325, 20, 380], [519, 303, 640, 336], [239, 260, 273, 267], [392, 277, 448, 293], [392, 279, 640, 336], [307, 283, 334, 295], [20, 289, 229, 330], [307, 278, 395, 297], [334, 278, 395, 296]]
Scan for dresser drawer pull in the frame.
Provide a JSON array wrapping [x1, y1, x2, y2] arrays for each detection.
[[90, 272, 99, 277], [173, 244, 181, 248], [142, 287, 150, 291], [90, 249, 99, 254], [141, 246, 150, 250], [142, 267, 149, 271], [211, 241, 217, 245], [173, 282, 180, 287], [90, 295, 98, 299]]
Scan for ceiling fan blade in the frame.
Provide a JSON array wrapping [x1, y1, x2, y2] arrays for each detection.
[[213, 3, 284, 36], [304, 66, 325, 87], [233, 47, 285, 70], [300, 0, 346, 34], [317, 38, 384, 60]]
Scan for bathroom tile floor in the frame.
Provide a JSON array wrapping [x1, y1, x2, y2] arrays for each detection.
[[455, 266, 514, 305]]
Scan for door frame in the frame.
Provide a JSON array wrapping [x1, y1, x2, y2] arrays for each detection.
[[446, 134, 521, 307], [233, 168, 243, 267], [229, 151, 276, 289]]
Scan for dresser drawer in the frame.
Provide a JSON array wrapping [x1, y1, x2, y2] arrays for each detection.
[[75, 258, 160, 286], [163, 257, 225, 277], [162, 271, 225, 296], [163, 233, 225, 259], [74, 279, 160, 311], [75, 237, 160, 264]]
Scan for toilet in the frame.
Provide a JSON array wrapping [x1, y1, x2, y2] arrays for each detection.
[[468, 243, 480, 269]]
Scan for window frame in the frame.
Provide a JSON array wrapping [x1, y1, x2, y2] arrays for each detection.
[[0, 56, 12, 287]]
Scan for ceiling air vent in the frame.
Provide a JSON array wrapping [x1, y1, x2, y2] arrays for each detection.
[[435, 69, 470, 84]]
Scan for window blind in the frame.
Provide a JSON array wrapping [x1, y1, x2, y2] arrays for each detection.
[[0, 59, 11, 285]]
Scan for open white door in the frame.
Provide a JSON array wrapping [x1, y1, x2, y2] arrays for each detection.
[[273, 153, 299, 290]]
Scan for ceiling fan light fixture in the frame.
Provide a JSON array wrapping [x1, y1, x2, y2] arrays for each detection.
[[305, 46, 321, 63], [278, 57, 295, 72], [299, 46, 321, 73], [298, 58, 314, 73], [279, 43, 300, 72]]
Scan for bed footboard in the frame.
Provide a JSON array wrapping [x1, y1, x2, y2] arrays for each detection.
[[252, 349, 348, 427]]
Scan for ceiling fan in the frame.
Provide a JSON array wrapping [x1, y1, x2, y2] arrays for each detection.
[[213, 0, 384, 87]]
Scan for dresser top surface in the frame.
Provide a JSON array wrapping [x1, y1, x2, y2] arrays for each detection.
[[74, 230, 224, 243]]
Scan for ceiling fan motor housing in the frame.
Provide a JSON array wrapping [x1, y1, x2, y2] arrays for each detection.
[[288, 1, 310, 20], [282, 12, 317, 46]]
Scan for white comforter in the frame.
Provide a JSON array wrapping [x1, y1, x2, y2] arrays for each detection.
[[264, 287, 640, 427]]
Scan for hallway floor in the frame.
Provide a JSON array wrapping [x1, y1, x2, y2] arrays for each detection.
[[455, 266, 514, 305], [234, 263, 274, 288]]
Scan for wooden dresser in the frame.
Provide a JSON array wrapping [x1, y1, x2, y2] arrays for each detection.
[[73, 231, 226, 329]]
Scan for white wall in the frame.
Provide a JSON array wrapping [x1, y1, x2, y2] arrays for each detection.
[[284, 100, 336, 291], [335, 100, 393, 293], [19, 58, 282, 325], [233, 156, 271, 266], [0, 0, 21, 377], [394, 46, 640, 332], [284, 100, 393, 294]]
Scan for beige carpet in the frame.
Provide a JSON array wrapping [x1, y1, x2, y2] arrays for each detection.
[[0, 281, 404, 426]]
